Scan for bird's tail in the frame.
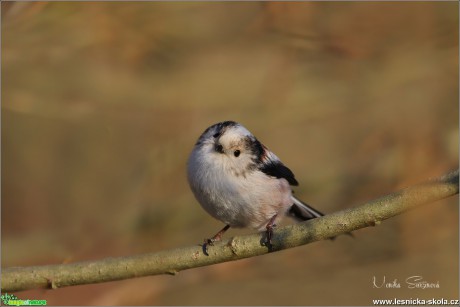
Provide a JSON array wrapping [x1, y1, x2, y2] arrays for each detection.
[[289, 195, 355, 239], [288, 196, 324, 221]]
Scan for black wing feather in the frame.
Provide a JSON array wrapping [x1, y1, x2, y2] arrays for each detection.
[[246, 137, 299, 186], [260, 160, 299, 186]]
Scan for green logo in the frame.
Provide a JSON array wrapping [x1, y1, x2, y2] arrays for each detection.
[[1, 293, 47, 306]]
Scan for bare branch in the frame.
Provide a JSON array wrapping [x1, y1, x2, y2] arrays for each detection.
[[2, 169, 458, 292]]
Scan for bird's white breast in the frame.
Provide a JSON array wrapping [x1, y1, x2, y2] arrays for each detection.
[[187, 147, 293, 230]]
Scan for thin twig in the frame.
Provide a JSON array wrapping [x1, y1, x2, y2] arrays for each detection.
[[2, 169, 458, 292]]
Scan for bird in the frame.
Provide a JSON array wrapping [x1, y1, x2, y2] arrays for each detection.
[[187, 120, 326, 254]]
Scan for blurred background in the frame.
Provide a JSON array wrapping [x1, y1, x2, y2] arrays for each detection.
[[2, 2, 458, 305]]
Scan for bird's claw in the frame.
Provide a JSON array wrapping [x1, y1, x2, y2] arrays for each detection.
[[202, 238, 215, 256], [264, 224, 276, 251], [201, 224, 230, 256]]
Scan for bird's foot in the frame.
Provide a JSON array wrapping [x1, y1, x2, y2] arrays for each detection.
[[202, 224, 230, 256]]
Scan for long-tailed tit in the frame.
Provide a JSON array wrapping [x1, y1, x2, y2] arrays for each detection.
[[187, 121, 326, 254]]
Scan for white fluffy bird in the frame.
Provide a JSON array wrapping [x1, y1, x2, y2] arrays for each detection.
[[187, 121, 325, 253]]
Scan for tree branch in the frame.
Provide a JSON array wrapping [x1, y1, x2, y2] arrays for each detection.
[[2, 169, 458, 292]]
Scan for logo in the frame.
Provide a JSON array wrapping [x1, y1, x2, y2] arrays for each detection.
[[1, 293, 47, 306]]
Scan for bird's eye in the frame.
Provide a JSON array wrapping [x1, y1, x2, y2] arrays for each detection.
[[213, 132, 220, 138], [234, 150, 241, 157]]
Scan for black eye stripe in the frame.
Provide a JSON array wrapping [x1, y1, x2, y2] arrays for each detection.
[[213, 132, 220, 138], [215, 144, 224, 153]]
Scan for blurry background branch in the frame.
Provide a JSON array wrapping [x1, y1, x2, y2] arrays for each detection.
[[2, 169, 458, 293]]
